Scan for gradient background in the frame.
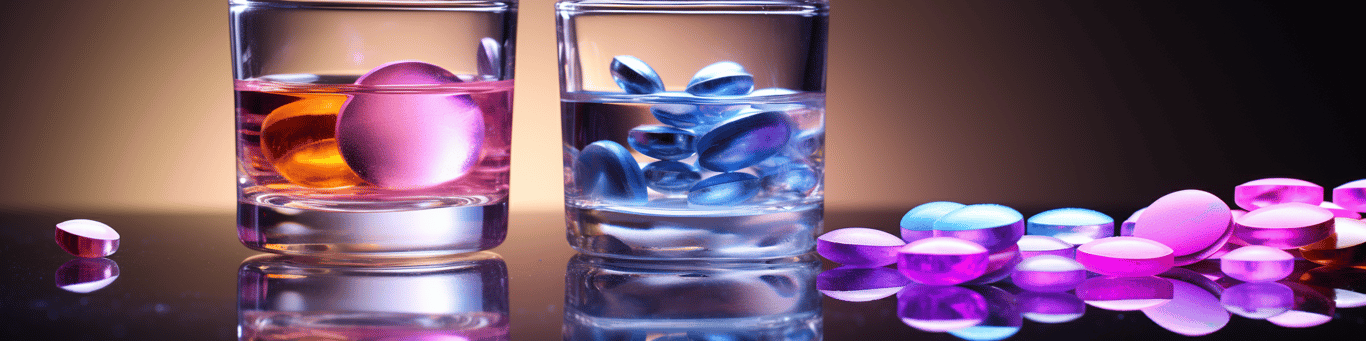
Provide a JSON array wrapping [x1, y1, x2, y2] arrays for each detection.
[[0, 0, 1358, 215]]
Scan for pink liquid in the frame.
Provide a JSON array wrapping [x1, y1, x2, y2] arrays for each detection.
[[235, 78, 514, 211]]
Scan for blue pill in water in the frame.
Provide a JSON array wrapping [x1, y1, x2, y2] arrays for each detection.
[[761, 163, 818, 194], [650, 103, 705, 128], [610, 55, 665, 94], [574, 140, 648, 205], [900, 201, 967, 243], [1027, 208, 1115, 246], [695, 110, 792, 172], [642, 160, 702, 193], [627, 125, 696, 161], [688, 172, 760, 206], [686, 61, 754, 97]]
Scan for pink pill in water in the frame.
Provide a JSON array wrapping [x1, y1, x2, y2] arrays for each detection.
[[817, 227, 905, 267], [1233, 202, 1334, 249], [1018, 235, 1075, 259], [1076, 236, 1174, 277], [1234, 178, 1324, 211], [897, 237, 989, 286], [336, 61, 485, 189], [55, 219, 120, 258], [1333, 179, 1366, 212], [1134, 189, 1232, 265], [1220, 245, 1294, 282]]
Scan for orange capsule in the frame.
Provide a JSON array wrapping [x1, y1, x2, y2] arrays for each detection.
[[260, 95, 364, 188], [1300, 218, 1366, 268]]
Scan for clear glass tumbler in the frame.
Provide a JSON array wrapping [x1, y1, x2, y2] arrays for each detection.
[[231, 0, 517, 257], [557, 0, 829, 259]]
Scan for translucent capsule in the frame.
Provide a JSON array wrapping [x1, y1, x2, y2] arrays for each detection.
[[817, 266, 910, 302], [1012, 255, 1087, 292], [1321, 201, 1363, 219], [1299, 218, 1366, 268], [896, 285, 987, 332], [1018, 291, 1085, 324], [574, 141, 648, 205], [1027, 208, 1114, 245], [641, 161, 701, 194], [759, 163, 818, 196], [1119, 208, 1144, 236], [55, 219, 120, 258], [899, 201, 965, 243], [932, 204, 1025, 253], [685, 61, 754, 96], [1076, 237, 1174, 277], [477, 37, 501, 79], [1220, 245, 1294, 282], [651, 103, 707, 128], [627, 125, 696, 160], [1222, 282, 1294, 319], [1134, 189, 1232, 265], [609, 55, 665, 94], [1233, 202, 1334, 249], [259, 95, 365, 188], [1234, 178, 1324, 211], [1017, 235, 1075, 259], [1333, 179, 1366, 212], [817, 227, 906, 267], [271, 139, 366, 188], [1076, 276, 1174, 311], [1141, 277, 1229, 337], [687, 172, 760, 206], [896, 237, 989, 286], [694, 110, 791, 172], [54, 258, 119, 294], [339, 61, 484, 189]]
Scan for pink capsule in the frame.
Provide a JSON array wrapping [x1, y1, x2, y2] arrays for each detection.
[[1332, 179, 1366, 212], [1320, 202, 1363, 219], [1018, 235, 1075, 259], [1012, 255, 1086, 292], [897, 237, 988, 286], [1220, 245, 1294, 282], [1134, 189, 1232, 265], [1233, 202, 1334, 249], [55, 219, 120, 258], [1234, 178, 1324, 211], [1076, 237, 1174, 277], [817, 227, 906, 267]]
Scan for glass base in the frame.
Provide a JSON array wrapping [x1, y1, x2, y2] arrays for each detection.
[[238, 201, 508, 258], [565, 203, 822, 259]]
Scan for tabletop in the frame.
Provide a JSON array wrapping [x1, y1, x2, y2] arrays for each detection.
[[2, 208, 1363, 340]]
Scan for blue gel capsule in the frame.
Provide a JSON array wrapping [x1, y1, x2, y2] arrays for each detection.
[[695, 110, 792, 172], [650, 103, 705, 128], [627, 125, 696, 160], [686, 61, 754, 96], [1027, 208, 1115, 246], [610, 55, 665, 94], [642, 161, 701, 193], [688, 172, 760, 206], [761, 163, 818, 194], [574, 141, 648, 205], [900, 201, 966, 243], [934, 204, 1026, 253]]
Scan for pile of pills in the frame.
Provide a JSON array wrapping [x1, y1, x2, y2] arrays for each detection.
[[816, 177, 1366, 335]]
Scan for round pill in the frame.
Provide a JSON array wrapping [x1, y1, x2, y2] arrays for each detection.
[[1320, 202, 1363, 219], [55, 219, 120, 258], [1027, 208, 1114, 245], [610, 55, 665, 94], [899, 201, 965, 243], [1017, 235, 1075, 259], [1134, 189, 1232, 265], [1332, 179, 1366, 212], [1234, 178, 1324, 211], [1234, 202, 1334, 249], [1076, 236, 1174, 277], [933, 204, 1025, 253], [897, 237, 989, 286], [817, 227, 906, 267], [1012, 255, 1087, 292], [1221, 245, 1294, 282]]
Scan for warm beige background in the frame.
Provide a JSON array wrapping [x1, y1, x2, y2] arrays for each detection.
[[0, 1, 1357, 214]]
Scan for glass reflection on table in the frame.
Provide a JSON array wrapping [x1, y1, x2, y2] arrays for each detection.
[[237, 252, 509, 341], [563, 254, 822, 340]]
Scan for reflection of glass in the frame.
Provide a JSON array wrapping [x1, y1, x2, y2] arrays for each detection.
[[238, 252, 509, 340], [563, 254, 821, 339], [238, 202, 507, 258]]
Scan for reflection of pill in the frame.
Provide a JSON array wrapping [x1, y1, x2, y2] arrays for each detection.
[[817, 266, 909, 302], [1235, 178, 1324, 211], [896, 285, 987, 332], [1076, 276, 1173, 311], [818, 228, 905, 267], [1221, 245, 1294, 282], [56, 219, 120, 258], [55, 258, 120, 294], [1222, 281, 1294, 319], [1076, 236, 1174, 277], [1028, 208, 1114, 246], [897, 237, 988, 285], [1234, 202, 1334, 249], [1134, 189, 1232, 265]]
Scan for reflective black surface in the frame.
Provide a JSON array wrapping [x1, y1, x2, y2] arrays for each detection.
[[2, 209, 1365, 340]]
